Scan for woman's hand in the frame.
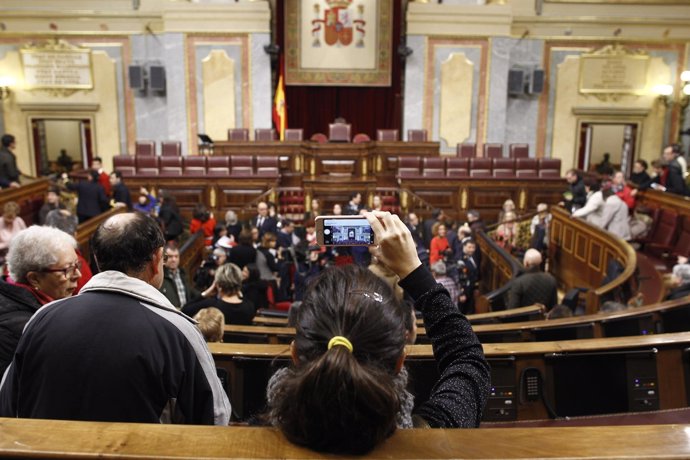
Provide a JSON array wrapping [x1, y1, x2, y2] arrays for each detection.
[[365, 211, 421, 280], [202, 281, 218, 298]]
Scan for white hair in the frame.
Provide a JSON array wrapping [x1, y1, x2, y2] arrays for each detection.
[[673, 264, 690, 284], [523, 248, 543, 268], [8, 226, 77, 283]]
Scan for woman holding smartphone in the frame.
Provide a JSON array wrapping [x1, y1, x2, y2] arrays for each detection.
[[266, 212, 490, 455]]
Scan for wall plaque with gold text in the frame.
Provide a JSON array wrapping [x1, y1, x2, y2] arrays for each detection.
[[20, 41, 93, 90], [579, 53, 649, 95]]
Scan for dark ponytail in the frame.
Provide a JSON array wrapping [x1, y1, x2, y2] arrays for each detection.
[[268, 265, 407, 455]]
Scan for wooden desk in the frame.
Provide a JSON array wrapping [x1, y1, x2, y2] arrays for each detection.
[[2, 418, 690, 459]]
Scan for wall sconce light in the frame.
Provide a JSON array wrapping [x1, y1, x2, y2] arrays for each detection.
[[0, 76, 14, 101], [653, 84, 674, 106]]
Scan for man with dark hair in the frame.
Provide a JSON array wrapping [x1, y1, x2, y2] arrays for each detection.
[[91, 156, 111, 196], [563, 169, 587, 212], [63, 170, 109, 223], [159, 245, 199, 309], [662, 145, 687, 196], [344, 192, 363, 215], [0, 212, 231, 425], [109, 171, 132, 209], [0, 134, 20, 188]]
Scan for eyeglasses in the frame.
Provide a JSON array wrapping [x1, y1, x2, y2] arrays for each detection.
[[42, 261, 82, 278]]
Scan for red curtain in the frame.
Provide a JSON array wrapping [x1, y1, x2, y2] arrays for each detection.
[[276, 1, 403, 140]]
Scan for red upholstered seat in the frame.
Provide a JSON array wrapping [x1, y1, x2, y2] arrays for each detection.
[[493, 169, 516, 178], [516, 158, 538, 171], [113, 155, 136, 177], [227, 128, 249, 141], [255, 129, 276, 141], [135, 140, 155, 156], [422, 157, 446, 178], [183, 156, 207, 176], [509, 143, 529, 159], [310, 133, 328, 144], [284, 129, 303, 141], [493, 158, 515, 171], [353, 133, 371, 143], [397, 157, 421, 178], [161, 141, 181, 156], [376, 129, 399, 141], [483, 143, 503, 158], [230, 156, 253, 176], [207, 156, 230, 176], [159, 156, 183, 176], [470, 157, 493, 177], [470, 170, 493, 178], [457, 143, 476, 158], [329, 123, 352, 142], [255, 156, 280, 178], [539, 170, 561, 178], [642, 209, 679, 257], [539, 158, 562, 177], [135, 156, 159, 176], [516, 170, 538, 178], [446, 158, 469, 178], [407, 129, 428, 142]]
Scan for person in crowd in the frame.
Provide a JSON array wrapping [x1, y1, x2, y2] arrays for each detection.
[[190, 203, 216, 247], [193, 307, 225, 343], [430, 260, 459, 306], [547, 304, 573, 319], [0, 134, 21, 188], [44, 209, 93, 293], [666, 263, 690, 300], [467, 209, 487, 237], [159, 245, 199, 310], [265, 211, 490, 455], [0, 212, 231, 424], [267, 201, 283, 225], [595, 152, 614, 176], [611, 170, 636, 210], [458, 239, 479, 315], [662, 144, 687, 196], [405, 212, 424, 248], [423, 208, 446, 249], [109, 171, 132, 210], [38, 186, 66, 225], [157, 190, 184, 243], [64, 170, 109, 223], [630, 160, 653, 190], [304, 198, 322, 222], [229, 228, 257, 270], [372, 195, 383, 212], [91, 156, 111, 196], [250, 226, 261, 248], [529, 203, 551, 252], [671, 143, 688, 178], [429, 222, 450, 265], [241, 263, 268, 311], [0, 226, 80, 376], [277, 218, 296, 251], [572, 178, 605, 226], [563, 169, 587, 212], [601, 185, 631, 241], [225, 210, 242, 241], [183, 263, 255, 325], [497, 199, 516, 225], [507, 248, 558, 310], [251, 201, 277, 238], [0, 201, 27, 264], [56, 149, 73, 173], [344, 192, 363, 215], [332, 203, 343, 215], [212, 224, 228, 248], [193, 247, 227, 292], [133, 187, 158, 215], [495, 211, 518, 250], [256, 232, 279, 283]]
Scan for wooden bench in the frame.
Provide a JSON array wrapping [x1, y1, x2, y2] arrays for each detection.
[[2, 417, 689, 459], [0, 177, 50, 226], [211, 331, 690, 422]]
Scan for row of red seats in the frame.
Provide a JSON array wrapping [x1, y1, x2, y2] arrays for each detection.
[[457, 143, 530, 159], [397, 157, 562, 179], [112, 155, 279, 178]]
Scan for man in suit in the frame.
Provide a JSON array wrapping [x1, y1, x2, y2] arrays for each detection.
[[252, 201, 277, 237], [662, 145, 687, 196], [0, 134, 20, 188], [459, 239, 479, 314], [109, 171, 132, 210], [507, 249, 558, 310]]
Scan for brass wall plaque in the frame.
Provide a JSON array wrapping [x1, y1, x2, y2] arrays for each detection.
[[20, 40, 93, 90], [579, 46, 649, 95]]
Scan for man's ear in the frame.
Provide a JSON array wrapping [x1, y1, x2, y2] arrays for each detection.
[[290, 340, 299, 365], [151, 247, 164, 276]]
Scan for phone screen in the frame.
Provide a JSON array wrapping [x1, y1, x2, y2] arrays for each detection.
[[321, 217, 375, 246]]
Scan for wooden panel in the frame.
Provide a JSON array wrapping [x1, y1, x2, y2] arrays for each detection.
[[0, 177, 50, 226]]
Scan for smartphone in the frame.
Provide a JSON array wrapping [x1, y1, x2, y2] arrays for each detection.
[[315, 215, 375, 246]]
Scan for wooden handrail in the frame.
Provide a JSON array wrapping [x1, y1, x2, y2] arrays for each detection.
[[2, 418, 690, 459]]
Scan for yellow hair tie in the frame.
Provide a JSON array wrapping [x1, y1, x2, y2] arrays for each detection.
[[328, 336, 353, 353]]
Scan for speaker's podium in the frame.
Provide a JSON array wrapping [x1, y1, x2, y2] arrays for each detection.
[[197, 134, 214, 155]]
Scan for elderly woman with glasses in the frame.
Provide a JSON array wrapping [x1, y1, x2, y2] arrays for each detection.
[[0, 225, 81, 376]]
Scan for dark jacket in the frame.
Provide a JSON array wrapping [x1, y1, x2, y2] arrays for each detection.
[[665, 160, 687, 196], [112, 182, 132, 210], [160, 267, 198, 309], [0, 147, 20, 184], [666, 283, 690, 301], [569, 177, 587, 210], [66, 180, 109, 221], [507, 266, 558, 310], [0, 281, 41, 377], [229, 244, 257, 269], [182, 297, 255, 325], [251, 216, 277, 237], [159, 203, 184, 240], [631, 171, 653, 190], [0, 271, 230, 424]]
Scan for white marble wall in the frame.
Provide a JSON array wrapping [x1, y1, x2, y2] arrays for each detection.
[[403, 35, 426, 137], [0, 46, 16, 139], [251, 32, 272, 132], [162, 34, 188, 155]]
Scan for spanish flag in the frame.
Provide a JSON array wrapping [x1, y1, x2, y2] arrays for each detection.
[[273, 64, 287, 140]]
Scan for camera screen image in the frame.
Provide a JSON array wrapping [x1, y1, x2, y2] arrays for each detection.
[[322, 218, 374, 246]]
